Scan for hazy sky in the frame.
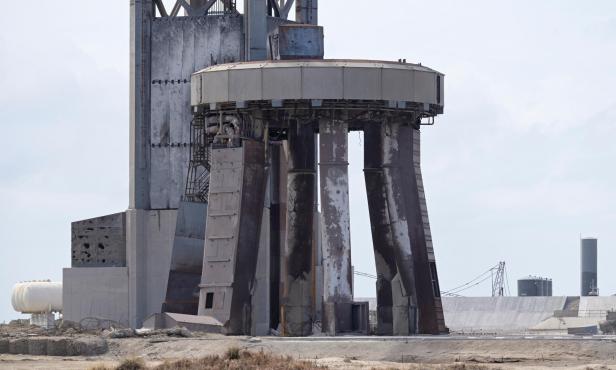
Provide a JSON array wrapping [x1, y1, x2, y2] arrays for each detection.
[[1, 1, 615, 322]]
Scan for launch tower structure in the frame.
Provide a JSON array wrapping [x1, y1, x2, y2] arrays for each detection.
[[63, 0, 447, 336]]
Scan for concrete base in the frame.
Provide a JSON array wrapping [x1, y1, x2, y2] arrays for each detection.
[[64, 209, 177, 329], [127, 209, 177, 328], [63, 267, 130, 327], [30, 313, 55, 329], [351, 302, 370, 335], [142, 312, 223, 333], [391, 274, 416, 336], [322, 302, 352, 335]]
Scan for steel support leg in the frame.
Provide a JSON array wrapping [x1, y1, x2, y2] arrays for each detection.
[[282, 120, 316, 336], [363, 122, 399, 335], [319, 119, 352, 335], [381, 120, 418, 334], [398, 126, 447, 334], [198, 141, 267, 335]]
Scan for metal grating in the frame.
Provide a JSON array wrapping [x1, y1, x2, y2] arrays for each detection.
[[153, 0, 238, 18], [184, 114, 212, 203]]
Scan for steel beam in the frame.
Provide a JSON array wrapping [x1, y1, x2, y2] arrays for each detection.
[[380, 120, 418, 334], [319, 119, 352, 334], [269, 144, 286, 330], [244, 0, 267, 60], [129, 0, 153, 210], [282, 120, 316, 336]]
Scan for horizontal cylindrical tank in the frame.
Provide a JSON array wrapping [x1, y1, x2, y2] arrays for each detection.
[[11, 281, 62, 313], [581, 238, 598, 296], [517, 276, 552, 297]]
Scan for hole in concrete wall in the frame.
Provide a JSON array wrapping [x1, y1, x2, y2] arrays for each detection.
[[104, 235, 109, 239], [205, 293, 214, 309], [98, 243, 105, 250], [83, 243, 90, 249], [102, 259, 106, 263]]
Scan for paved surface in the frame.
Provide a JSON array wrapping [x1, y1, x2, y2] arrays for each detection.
[[266, 334, 616, 342]]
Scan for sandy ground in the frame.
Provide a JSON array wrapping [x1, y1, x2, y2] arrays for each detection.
[[2, 334, 616, 369]]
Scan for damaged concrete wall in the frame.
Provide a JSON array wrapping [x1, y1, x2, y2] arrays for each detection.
[[71, 213, 126, 267]]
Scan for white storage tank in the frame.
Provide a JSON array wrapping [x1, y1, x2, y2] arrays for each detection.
[[11, 280, 62, 313]]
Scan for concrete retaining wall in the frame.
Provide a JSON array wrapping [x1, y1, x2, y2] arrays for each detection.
[[441, 297, 567, 333], [0, 337, 107, 356], [579, 296, 616, 313]]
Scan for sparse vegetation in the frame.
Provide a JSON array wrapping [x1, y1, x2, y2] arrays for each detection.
[[225, 346, 241, 360], [90, 348, 327, 370], [116, 357, 147, 370]]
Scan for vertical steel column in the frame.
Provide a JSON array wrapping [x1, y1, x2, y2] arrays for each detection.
[[269, 144, 287, 330], [319, 119, 352, 334], [282, 120, 316, 336], [381, 120, 418, 334], [244, 0, 267, 60], [129, 0, 153, 209], [363, 122, 398, 335], [295, 0, 318, 24]]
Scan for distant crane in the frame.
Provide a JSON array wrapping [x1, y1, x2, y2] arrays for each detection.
[[491, 261, 506, 297], [441, 261, 510, 297]]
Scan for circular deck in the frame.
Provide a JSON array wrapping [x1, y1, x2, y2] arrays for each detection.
[[191, 59, 444, 115]]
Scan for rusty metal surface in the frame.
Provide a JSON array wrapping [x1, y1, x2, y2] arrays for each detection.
[[397, 126, 447, 334], [268, 144, 284, 330], [319, 119, 353, 334], [282, 120, 316, 336], [380, 121, 418, 329], [363, 123, 398, 335], [230, 140, 268, 334]]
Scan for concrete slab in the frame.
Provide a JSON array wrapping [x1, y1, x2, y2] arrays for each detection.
[[63, 267, 129, 327], [142, 312, 223, 333]]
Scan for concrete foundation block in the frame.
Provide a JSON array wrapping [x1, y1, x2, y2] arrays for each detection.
[[8, 338, 28, 354], [46, 338, 69, 356], [323, 302, 353, 335], [27, 338, 48, 355], [351, 302, 370, 334], [66, 337, 108, 356], [0, 338, 9, 353]]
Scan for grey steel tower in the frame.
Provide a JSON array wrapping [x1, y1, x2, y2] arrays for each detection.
[[580, 238, 598, 296]]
